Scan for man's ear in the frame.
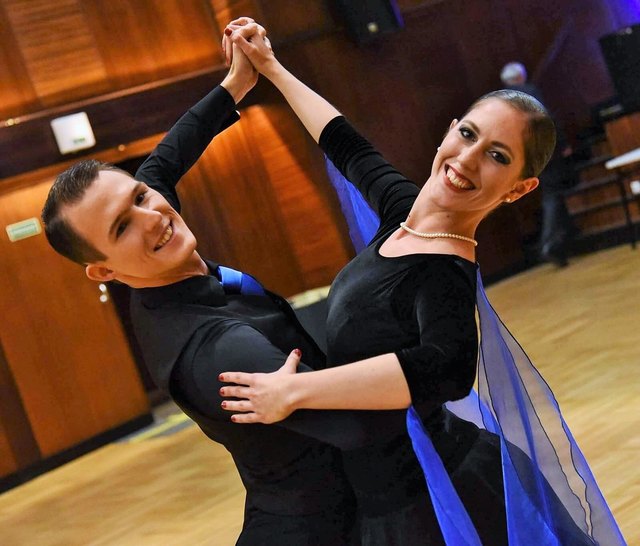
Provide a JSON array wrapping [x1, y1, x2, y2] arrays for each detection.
[[85, 263, 116, 282]]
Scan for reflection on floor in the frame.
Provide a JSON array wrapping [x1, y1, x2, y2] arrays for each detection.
[[1, 245, 638, 545]]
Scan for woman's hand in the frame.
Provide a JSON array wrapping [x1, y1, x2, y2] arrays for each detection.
[[225, 20, 280, 79], [219, 349, 302, 424], [221, 16, 256, 67]]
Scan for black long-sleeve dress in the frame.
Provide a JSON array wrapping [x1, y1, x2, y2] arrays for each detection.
[[320, 117, 509, 545]]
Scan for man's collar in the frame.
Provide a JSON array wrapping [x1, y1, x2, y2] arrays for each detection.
[[135, 259, 226, 309]]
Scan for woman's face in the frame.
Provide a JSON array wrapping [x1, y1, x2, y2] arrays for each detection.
[[426, 98, 538, 216]]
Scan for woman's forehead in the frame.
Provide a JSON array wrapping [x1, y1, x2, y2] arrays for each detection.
[[462, 100, 527, 148]]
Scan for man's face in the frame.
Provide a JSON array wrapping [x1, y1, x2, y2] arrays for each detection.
[[63, 170, 199, 287]]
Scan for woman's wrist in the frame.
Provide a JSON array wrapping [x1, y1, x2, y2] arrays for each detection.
[[262, 60, 287, 83], [281, 372, 305, 414]]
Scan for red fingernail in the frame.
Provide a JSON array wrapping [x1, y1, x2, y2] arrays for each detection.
[[231, 415, 237, 422], [219, 388, 225, 395], [219, 374, 225, 381], [224, 27, 232, 36], [221, 401, 227, 408], [293, 348, 301, 357]]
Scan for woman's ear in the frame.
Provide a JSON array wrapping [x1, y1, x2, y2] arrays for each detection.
[[85, 264, 116, 282], [449, 118, 458, 130], [507, 177, 539, 202]]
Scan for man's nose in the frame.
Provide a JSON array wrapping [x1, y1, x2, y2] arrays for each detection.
[[136, 207, 163, 231]]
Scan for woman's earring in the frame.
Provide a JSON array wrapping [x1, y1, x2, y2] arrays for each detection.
[[505, 197, 512, 203], [437, 147, 441, 151]]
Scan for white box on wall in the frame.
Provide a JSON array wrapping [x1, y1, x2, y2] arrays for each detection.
[[50, 112, 96, 155]]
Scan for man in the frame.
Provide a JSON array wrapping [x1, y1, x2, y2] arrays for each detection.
[[41, 36, 396, 545], [500, 62, 578, 267]]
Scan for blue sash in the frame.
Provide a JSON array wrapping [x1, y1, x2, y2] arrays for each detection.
[[324, 156, 626, 545]]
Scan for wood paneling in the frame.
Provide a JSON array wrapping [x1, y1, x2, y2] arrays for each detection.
[[0, 67, 230, 180], [245, 103, 351, 287], [0, 342, 40, 476], [2, 0, 110, 105], [175, 103, 351, 296], [0, 346, 40, 476], [209, 0, 262, 34], [605, 113, 640, 156], [0, 180, 149, 457], [0, 4, 39, 118], [0, 0, 227, 118], [82, 0, 223, 88]]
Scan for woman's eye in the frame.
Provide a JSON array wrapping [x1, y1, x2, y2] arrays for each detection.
[[490, 151, 510, 165], [135, 191, 147, 205], [459, 127, 475, 140], [116, 222, 128, 238]]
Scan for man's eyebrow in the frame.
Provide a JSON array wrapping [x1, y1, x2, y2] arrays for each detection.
[[465, 120, 514, 157], [108, 181, 144, 238]]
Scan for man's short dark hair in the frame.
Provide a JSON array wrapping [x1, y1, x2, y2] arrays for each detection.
[[42, 159, 129, 265]]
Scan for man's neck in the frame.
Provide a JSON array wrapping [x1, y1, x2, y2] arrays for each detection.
[[122, 252, 210, 289]]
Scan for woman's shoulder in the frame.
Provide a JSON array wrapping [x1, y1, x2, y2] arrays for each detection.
[[396, 253, 478, 296]]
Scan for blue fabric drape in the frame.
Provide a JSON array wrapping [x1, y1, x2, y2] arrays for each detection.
[[324, 157, 626, 545], [325, 156, 379, 253]]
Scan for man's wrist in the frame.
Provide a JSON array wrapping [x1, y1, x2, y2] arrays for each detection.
[[220, 74, 248, 105]]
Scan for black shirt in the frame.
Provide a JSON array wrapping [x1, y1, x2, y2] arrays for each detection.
[[127, 87, 398, 540]]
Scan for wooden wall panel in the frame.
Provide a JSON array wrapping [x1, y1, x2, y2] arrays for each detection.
[[0, 342, 40, 476], [2, 0, 110, 106], [605, 113, 640, 156], [245, 103, 351, 288], [0, 4, 39, 119], [209, 0, 262, 33], [175, 103, 351, 296], [0, 180, 149, 456], [82, 0, 223, 88], [0, 0, 225, 118]]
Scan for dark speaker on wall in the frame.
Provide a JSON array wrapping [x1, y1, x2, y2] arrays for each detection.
[[599, 23, 640, 114], [334, 0, 403, 44]]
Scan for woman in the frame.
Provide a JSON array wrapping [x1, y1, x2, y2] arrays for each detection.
[[219, 20, 624, 546]]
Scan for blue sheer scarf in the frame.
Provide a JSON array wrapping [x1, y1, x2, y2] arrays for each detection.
[[325, 156, 626, 545]]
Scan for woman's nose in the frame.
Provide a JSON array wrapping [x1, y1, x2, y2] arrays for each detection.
[[458, 144, 480, 169]]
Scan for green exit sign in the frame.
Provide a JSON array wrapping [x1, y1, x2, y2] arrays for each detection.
[[6, 217, 42, 242]]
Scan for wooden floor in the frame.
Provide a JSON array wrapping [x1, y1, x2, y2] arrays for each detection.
[[1, 245, 638, 545]]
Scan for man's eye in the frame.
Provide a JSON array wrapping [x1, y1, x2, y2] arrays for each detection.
[[116, 222, 128, 238]]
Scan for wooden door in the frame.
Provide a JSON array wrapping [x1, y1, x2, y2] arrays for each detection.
[[0, 178, 149, 458]]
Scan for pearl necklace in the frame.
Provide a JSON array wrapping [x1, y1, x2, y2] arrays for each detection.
[[399, 222, 478, 246]]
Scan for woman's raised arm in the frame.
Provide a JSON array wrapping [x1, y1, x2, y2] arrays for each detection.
[[228, 21, 341, 142]]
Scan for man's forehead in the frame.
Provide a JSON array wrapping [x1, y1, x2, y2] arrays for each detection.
[[62, 170, 137, 230]]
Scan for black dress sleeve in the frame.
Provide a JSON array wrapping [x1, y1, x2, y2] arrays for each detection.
[[319, 116, 419, 225], [171, 321, 404, 450], [395, 262, 478, 417], [134, 85, 240, 211]]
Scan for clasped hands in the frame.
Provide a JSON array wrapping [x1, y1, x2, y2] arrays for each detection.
[[222, 16, 277, 77], [219, 349, 302, 424]]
